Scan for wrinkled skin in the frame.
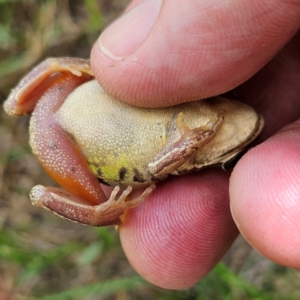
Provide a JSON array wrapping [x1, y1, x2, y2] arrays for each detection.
[[5, 0, 300, 290], [90, 0, 300, 290]]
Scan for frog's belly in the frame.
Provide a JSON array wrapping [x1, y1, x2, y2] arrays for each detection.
[[80, 121, 167, 187], [57, 81, 173, 187]]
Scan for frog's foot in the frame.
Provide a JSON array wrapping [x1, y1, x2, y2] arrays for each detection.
[[4, 57, 93, 117], [148, 112, 224, 177], [30, 184, 155, 227]]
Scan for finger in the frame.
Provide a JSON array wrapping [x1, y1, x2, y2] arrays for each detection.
[[119, 171, 239, 289], [230, 31, 300, 268], [228, 31, 300, 141], [230, 120, 300, 268], [91, 0, 300, 107], [125, 0, 143, 11]]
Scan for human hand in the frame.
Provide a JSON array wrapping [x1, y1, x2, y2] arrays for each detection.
[[90, 0, 300, 289]]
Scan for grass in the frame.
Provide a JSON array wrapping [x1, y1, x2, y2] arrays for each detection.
[[0, 1, 300, 299]]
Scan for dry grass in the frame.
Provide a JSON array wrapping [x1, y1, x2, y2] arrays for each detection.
[[0, 1, 299, 299]]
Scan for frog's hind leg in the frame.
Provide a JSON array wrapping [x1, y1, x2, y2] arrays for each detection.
[[148, 112, 224, 177], [30, 184, 155, 227]]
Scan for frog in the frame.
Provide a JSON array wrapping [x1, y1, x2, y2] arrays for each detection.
[[4, 57, 264, 227]]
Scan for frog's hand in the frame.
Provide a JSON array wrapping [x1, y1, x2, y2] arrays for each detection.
[[4, 57, 93, 117], [148, 112, 224, 177], [30, 184, 155, 226]]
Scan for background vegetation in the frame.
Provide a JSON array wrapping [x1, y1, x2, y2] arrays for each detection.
[[0, 1, 299, 299]]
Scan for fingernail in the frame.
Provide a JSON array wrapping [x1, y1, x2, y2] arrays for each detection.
[[99, 0, 162, 61]]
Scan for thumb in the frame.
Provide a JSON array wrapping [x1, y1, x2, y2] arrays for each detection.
[[91, 0, 300, 107]]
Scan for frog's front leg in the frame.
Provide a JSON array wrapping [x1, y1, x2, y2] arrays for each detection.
[[148, 112, 224, 177], [30, 184, 155, 226]]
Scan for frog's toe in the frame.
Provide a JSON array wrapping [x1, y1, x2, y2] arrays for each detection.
[[30, 184, 155, 227], [107, 184, 155, 208]]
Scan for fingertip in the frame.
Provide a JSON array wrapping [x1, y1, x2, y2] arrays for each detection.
[[230, 123, 300, 268], [98, 0, 162, 61], [119, 172, 238, 289], [91, 0, 300, 107]]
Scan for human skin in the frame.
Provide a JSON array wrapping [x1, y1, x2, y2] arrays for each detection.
[[90, 0, 300, 289]]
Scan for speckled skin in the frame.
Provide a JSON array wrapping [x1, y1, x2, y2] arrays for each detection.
[[57, 80, 262, 188], [4, 58, 263, 226]]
